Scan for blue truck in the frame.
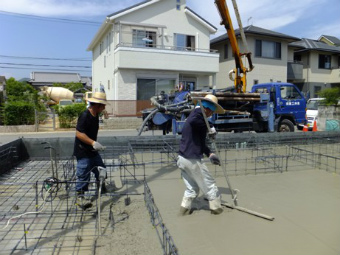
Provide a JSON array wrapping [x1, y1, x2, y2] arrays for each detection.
[[139, 82, 306, 134], [197, 82, 307, 133]]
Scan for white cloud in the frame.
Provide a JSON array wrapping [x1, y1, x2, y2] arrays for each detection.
[[0, 0, 131, 17], [305, 23, 340, 39]]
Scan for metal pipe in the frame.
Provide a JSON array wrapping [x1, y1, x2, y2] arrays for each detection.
[[198, 100, 238, 205]]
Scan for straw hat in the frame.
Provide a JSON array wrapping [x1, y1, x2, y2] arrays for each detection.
[[192, 94, 225, 114], [87, 92, 107, 105]]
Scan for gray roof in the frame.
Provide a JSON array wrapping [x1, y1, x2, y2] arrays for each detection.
[[30, 72, 82, 83], [289, 38, 340, 54], [319, 35, 340, 46], [211, 25, 300, 44]]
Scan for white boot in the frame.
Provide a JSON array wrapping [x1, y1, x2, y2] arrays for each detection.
[[179, 197, 194, 216], [209, 196, 223, 215]]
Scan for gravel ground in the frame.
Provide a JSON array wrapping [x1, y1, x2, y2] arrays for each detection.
[[96, 197, 163, 255]]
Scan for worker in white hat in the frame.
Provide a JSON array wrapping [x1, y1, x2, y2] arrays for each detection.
[[177, 94, 224, 215], [73, 92, 108, 210]]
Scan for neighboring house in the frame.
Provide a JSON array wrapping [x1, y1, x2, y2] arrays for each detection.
[[318, 35, 340, 47], [29, 72, 92, 89], [210, 25, 300, 91], [87, 0, 218, 116], [289, 38, 340, 98]]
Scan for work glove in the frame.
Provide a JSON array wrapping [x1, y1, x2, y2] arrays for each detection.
[[92, 141, 105, 151], [209, 153, 220, 166], [208, 126, 217, 139]]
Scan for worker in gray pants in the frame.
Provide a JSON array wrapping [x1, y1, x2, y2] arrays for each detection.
[[177, 95, 224, 215]]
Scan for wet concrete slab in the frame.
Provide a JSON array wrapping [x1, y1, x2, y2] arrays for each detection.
[[148, 168, 340, 255]]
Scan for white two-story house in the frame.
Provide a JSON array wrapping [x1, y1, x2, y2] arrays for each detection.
[[87, 0, 219, 116]]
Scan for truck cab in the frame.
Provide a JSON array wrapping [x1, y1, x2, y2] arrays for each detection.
[[251, 83, 306, 132]]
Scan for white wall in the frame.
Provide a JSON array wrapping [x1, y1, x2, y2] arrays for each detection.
[[91, 0, 216, 101]]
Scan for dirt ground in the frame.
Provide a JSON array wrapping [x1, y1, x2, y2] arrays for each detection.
[[96, 197, 163, 255]]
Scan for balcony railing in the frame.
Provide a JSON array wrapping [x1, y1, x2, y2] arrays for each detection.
[[116, 42, 217, 54]]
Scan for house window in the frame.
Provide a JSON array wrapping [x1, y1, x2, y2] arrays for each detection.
[[108, 80, 110, 90], [132, 30, 156, 48], [224, 44, 228, 59], [319, 54, 331, 69], [175, 34, 195, 51], [338, 56, 340, 68], [255, 40, 281, 59], [104, 56, 106, 68], [137, 79, 176, 100], [294, 54, 302, 62]]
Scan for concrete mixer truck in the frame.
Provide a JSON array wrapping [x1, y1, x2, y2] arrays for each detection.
[[42, 86, 74, 105]]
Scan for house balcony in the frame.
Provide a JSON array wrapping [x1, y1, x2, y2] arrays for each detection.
[[113, 43, 219, 74], [287, 61, 303, 82]]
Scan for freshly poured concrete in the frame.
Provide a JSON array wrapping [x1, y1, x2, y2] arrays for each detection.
[[147, 168, 340, 255]]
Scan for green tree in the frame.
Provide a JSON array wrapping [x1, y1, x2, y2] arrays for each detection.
[[3, 101, 35, 125], [57, 103, 87, 128], [6, 77, 37, 103], [318, 87, 340, 106], [1, 78, 47, 125]]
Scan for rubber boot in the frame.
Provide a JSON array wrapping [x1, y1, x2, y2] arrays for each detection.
[[76, 191, 92, 211], [209, 196, 223, 215], [179, 197, 193, 216]]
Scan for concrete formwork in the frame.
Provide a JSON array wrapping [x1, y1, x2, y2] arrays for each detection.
[[0, 132, 340, 255]]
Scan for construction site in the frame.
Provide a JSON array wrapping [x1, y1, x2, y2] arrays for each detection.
[[0, 131, 340, 255]]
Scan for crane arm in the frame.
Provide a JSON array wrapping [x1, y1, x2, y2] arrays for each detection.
[[215, 0, 254, 93]]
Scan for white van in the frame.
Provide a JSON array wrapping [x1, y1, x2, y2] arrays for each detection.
[[305, 98, 324, 130]]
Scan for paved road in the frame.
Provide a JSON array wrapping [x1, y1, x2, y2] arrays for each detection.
[[0, 129, 165, 145]]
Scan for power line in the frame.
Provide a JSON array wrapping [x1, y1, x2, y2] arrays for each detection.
[[0, 10, 101, 26], [0, 66, 92, 73], [1, 62, 91, 68], [0, 55, 91, 61]]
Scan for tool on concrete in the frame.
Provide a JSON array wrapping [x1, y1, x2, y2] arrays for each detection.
[[97, 166, 107, 235], [198, 99, 274, 221]]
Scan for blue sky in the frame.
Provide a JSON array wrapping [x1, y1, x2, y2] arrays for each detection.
[[1, 0, 339, 80]]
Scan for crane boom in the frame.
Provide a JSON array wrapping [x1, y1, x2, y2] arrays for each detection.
[[215, 0, 254, 93]]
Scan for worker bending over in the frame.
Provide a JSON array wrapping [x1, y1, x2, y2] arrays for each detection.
[[177, 94, 224, 215]]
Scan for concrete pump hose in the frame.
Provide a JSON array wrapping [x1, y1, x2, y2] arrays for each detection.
[[137, 108, 159, 136]]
